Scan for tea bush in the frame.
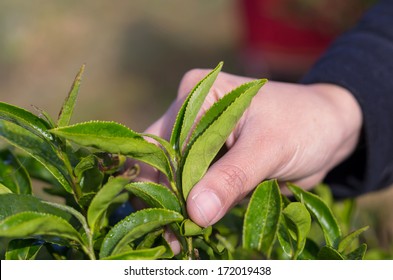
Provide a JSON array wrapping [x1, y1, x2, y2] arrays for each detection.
[[0, 63, 368, 260]]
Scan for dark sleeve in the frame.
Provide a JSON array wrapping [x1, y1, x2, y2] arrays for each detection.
[[301, 0, 393, 198]]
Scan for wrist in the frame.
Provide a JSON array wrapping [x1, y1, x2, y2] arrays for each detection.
[[308, 83, 363, 163]]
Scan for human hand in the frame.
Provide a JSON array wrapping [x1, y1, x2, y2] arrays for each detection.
[[142, 68, 362, 230]]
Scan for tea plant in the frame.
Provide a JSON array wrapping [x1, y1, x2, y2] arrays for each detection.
[[0, 63, 368, 260]]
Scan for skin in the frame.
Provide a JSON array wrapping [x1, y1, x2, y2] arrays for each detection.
[[138, 69, 363, 253]]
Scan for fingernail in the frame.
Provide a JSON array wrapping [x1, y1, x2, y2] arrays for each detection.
[[191, 190, 222, 225]]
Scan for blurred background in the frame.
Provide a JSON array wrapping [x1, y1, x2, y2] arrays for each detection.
[[0, 0, 243, 131], [0, 0, 373, 130], [1, 0, 391, 257]]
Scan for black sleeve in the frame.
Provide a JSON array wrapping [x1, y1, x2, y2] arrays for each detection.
[[301, 0, 393, 198]]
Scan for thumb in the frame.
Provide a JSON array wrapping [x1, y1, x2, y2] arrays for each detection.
[[186, 140, 273, 227]]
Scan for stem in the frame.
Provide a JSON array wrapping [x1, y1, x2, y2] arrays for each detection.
[[81, 244, 96, 260], [57, 142, 83, 201], [43, 201, 96, 259], [186, 237, 195, 260]]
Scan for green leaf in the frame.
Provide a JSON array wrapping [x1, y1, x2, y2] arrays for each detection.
[[14, 154, 57, 185], [125, 182, 181, 213], [277, 218, 293, 258], [42, 200, 91, 237], [297, 238, 320, 260], [180, 219, 212, 237], [242, 180, 282, 258], [143, 133, 178, 166], [0, 121, 73, 193], [190, 80, 263, 144], [5, 239, 43, 260], [215, 233, 236, 254], [287, 183, 342, 248], [31, 106, 56, 128], [170, 62, 223, 152], [333, 199, 355, 235], [80, 170, 104, 195], [0, 212, 83, 244], [346, 243, 367, 260], [74, 154, 97, 182], [338, 226, 369, 253], [99, 208, 183, 258], [0, 102, 52, 140], [0, 194, 73, 222], [57, 64, 85, 127], [0, 183, 12, 194], [101, 246, 166, 260], [135, 230, 174, 259], [0, 149, 32, 194], [50, 121, 172, 180], [181, 79, 265, 199], [87, 177, 130, 233], [312, 183, 333, 207], [282, 202, 311, 259], [156, 235, 175, 259], [136, 228, 164, 250], [317, 246, 344, 260]]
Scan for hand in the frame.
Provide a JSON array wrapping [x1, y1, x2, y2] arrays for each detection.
[[143, 69, 362, 229]]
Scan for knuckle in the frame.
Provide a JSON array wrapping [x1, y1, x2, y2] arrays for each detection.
[[178, 69, 212, 97], [216, 164, 250, 199], [182, 68, 210, 82]]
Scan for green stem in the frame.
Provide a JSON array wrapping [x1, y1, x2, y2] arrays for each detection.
[[186, 237, 194, 260], [58, 142, 83, 201], [43, 201, 95, 259], [81, 244, 96, 260]]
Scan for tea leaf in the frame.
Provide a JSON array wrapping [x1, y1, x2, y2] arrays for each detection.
[[346, 243, 367, 260], [170, 62, 222, 152], [101, 246, 166, 260], [87, 177, 130, 233], [277, 218, 293, 258], [178, 62, 223, 152], [74, 154, 97, 182], [15, 155, 57, 185], [338, 226, 369, 253], [5, 239, 43, 260], [156, 234, 175, 259], [125, 181, 181, 213], [243, 180, 282, 258], [74, 155, 104, 194], [180, 219, 212, 237], [0, 102, 52, 140], [287, 184, 342, 248], [32, 106, 56, 128], [0, 183, 12, 194], [0, 212, 83, 244], [143, 133, 177, 165], [297, 238, 320, 260], [181, 79, 265, 199], [334, 199, 355, 235], [0, 149, 32, 194], [42, 200, 92, 251], [282, 202, 311, 259], [50, 121, 172, 180], [312, 183, 333, 207], [190, 80, 264, 144], [0, 194, 73, 222], [135, 230, 174, 259], [317, 246, 344, 260], [136, 228, 164, 249], [0, 121, 73, 193], [57, 64, 85, 127], [99, 208, 183, 258]]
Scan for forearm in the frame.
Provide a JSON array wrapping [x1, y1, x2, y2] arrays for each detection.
[[301, 0, 393, 197]]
